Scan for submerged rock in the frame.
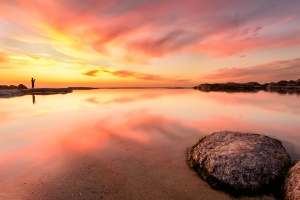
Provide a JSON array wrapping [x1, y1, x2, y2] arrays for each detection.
[[0, 88, 73, 98], [0, 89, 23, 97], [285, 162, 300, 200], [24, 88, 72, 94], [188, 131, 291, 195]]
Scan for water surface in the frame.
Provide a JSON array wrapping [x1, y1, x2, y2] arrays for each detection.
[[0, 89, 299, 199]]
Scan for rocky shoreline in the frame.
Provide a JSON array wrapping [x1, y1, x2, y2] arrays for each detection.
[[0, 84, 101, 98], [194, 79, 300, 93], [188, 131, 299, 199], [0, 84, 72, 98], [0, 88, 73, 98]]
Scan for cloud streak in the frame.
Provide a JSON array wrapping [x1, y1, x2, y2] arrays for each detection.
[[201, 57, 300, 83], [83, 70, 99, 77], [83, 69, 191, 83], [2, 0, 300, 60]]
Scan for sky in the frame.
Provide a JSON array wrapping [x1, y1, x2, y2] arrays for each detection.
[[0, 0, 300, 87]]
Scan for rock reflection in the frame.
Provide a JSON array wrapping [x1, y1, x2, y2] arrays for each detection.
[[199, 91, 300, 114]]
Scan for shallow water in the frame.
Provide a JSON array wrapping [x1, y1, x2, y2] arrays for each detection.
[[0, 89, 299, 199]]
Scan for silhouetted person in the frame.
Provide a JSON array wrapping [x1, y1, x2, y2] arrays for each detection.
[[32, 95, 36, 105], [31, 78, 35, 88]]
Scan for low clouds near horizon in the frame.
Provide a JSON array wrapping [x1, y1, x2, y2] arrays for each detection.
[[83, 69, 191, 83], [201, 57, 300, 83]]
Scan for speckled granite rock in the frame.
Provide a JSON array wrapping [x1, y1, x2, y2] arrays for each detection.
[[285, 162, 300, 200], [188, 131, 291, 195]]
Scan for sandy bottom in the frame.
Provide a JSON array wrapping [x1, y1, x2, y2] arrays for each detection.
[[1, 133, 276, 200]]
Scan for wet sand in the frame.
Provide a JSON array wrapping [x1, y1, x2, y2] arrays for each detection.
[[1, 133, 275, 200]]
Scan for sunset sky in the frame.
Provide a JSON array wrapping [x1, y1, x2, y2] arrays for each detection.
[[1, 0, 300, 87]]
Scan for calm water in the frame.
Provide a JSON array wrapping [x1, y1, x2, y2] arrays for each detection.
[[0, 89, 299, 199]]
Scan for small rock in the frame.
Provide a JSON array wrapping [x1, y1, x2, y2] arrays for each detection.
[[285, 162, 300, 200], [0, 85, 9, 89], [9, 85, 17, 89], [17, 84, 28, 89]]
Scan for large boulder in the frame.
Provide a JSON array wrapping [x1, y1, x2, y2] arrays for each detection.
[[285, 162, 300, 200], [188, 131, 291, 195]]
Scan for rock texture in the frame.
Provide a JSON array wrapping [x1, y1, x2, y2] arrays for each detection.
[[0, 88, 73, 98], [195, 82, 262, 92], [194, 79, 300, 93], [17, 84, 28, 89], [285, 162, 300, 200], [188, 131, 291, 195], [0, 89, 23, 98], [0, 85, 17, 89]]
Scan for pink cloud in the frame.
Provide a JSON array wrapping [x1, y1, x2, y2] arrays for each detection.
[[267, 16, 295, 30], [200, 57, 300, 83], [193, 25, 300, 57], [85, 89, 186, 105], [2, 0, 299, 61]]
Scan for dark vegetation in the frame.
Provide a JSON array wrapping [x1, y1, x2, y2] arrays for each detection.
[[194, 79, 300, 94]]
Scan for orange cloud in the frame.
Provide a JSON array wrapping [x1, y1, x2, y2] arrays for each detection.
[[82, 68, 190, 83], [0, 53, 8, 63], [83, 69, 99, 76], [103, 69, 191, 83]]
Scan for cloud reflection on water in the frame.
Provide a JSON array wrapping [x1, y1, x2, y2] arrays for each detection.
[[199, 91, 300, 115], [0, 89, 299, 198]]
